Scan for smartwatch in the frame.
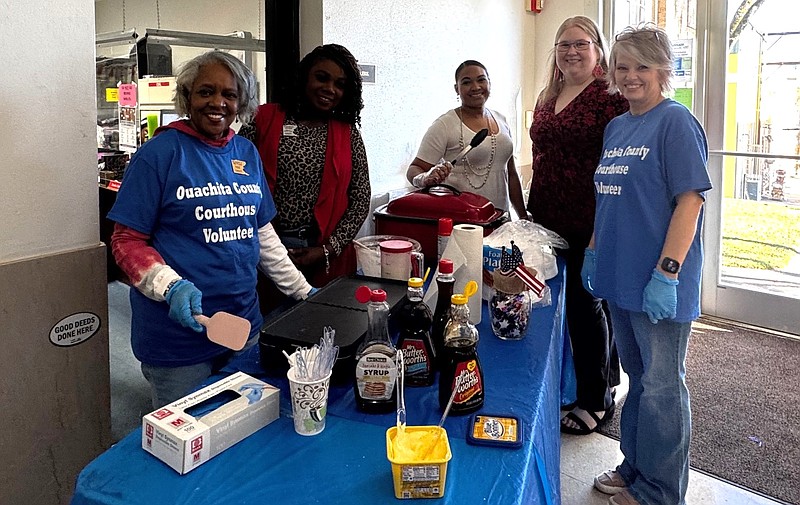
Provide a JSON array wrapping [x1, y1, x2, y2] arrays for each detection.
[[660, 257, 681, 274]]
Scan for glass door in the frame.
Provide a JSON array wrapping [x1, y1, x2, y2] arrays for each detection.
[[605, 0, 800, 334], [699, 0, 800, 334]]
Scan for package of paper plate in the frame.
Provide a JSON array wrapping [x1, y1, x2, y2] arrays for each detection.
[[481, 221, 568, 301]]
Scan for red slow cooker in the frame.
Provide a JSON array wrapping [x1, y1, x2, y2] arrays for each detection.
[[373, 184, 509, 267]]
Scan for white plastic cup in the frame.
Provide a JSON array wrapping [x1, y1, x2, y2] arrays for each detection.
[[287, 367, 332, 436]]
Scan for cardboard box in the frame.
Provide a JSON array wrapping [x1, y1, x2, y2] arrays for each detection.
[[142, 372, 279, 474]]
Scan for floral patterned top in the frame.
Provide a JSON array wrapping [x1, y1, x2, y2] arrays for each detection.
[[239, 119, 370, 256], [526, 79, 629, 246]]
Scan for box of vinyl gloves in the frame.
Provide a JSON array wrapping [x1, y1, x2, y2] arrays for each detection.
[[142, 371, 279, 474]]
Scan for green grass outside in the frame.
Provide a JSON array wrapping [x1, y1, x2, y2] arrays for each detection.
[[721, 198, 800, 270]]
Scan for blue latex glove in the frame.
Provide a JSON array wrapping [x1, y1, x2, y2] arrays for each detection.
[[307, 287, 319, 297], [165, 279, 204, 332], [642, 269, 679, 324], [239, 384, 265, 404], [581, 248, 596, 295]]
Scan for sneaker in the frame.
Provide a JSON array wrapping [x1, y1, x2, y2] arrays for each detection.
[[594, 469, 626, 495], [609, 490, 641, 505]]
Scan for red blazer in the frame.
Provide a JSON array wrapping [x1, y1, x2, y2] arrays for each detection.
[[253, 103, 357, 286]]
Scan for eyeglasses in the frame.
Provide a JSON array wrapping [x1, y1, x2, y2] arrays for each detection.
[[554, 40, 593, 52], [615, 28, 661, 42]]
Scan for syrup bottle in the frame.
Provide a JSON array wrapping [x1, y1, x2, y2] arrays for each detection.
[[354, 286, 398, 413], [439, 280, 485, 415], [431, 258, 455, 366], [396, 277, 436, 387]]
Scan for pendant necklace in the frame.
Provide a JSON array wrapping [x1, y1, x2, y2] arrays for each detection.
[[458, 107, 497, 190]]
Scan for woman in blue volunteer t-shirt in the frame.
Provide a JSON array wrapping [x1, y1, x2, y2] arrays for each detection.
[[582, 24, 712, 505], [109, 51, 313, 409]]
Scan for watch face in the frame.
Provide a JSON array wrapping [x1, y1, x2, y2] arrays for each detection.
[[661, 257, 680, 274]]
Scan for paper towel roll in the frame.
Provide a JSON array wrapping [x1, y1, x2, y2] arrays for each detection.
[[452, 224, 483, 324]]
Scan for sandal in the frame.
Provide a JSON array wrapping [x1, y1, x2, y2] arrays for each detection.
[[560, 401, 615, 435], [562, 388, 615, 413]]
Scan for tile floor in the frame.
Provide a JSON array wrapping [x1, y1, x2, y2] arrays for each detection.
[[559, 373, 787, 505], [560, 432, 786, 505]]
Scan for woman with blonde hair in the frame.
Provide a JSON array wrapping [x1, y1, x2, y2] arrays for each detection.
[[586, 24, 711, 505], [527, 16, 628, 436]]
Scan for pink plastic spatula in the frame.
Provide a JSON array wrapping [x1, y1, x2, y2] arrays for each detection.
[[194, 312, 251, 351]]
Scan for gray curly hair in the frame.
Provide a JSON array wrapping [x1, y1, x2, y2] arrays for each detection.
[[173, 50, 259, 124]]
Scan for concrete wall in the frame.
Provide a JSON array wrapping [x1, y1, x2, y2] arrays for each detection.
[[0, 248, 110, 505], [305, 0, 598, 193], [317, 0, 538, 193], [0, 1, 112, 504]]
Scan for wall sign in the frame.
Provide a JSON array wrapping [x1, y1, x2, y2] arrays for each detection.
[[106, 88, 119, 102], [118, 83, 137, 107], [672, 39, 694, 83], [49, 312, 101, 347], [358, 64, 376, 85]]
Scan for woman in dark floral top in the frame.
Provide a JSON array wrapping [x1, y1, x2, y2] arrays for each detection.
[[526, 16, 628, 435], [241, 44, 371, 313]]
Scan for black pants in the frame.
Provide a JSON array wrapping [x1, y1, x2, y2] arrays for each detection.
[[561, 244, 620, 412]]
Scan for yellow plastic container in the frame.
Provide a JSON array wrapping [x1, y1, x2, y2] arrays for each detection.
[[386, 425, 452, 499]]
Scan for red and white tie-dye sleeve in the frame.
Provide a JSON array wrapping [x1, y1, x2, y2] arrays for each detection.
[[111, 223, 181, 301]]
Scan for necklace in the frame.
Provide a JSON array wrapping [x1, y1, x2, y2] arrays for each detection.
[[457, 108, 497, 189]]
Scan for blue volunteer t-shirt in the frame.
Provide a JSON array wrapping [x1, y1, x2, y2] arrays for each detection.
[[592, 99, 712, 322], [108, 129, 275, 366]]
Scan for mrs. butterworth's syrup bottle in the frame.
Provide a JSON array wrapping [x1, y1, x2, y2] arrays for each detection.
[[439, 280, 485, 415], [396, 277, 436, 387], [354, 286, 398, 413]]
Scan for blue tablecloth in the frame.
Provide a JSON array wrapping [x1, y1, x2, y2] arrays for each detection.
[[72, 264, 572, 505]]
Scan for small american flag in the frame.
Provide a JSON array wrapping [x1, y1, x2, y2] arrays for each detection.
[[498, 241, 547, 296]]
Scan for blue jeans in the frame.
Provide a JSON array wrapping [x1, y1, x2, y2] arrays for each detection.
[[608, 303, 692, 505], [141, 336, 259, 409]]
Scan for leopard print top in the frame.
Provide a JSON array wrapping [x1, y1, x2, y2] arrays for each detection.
[[239, 118, 371, 256]]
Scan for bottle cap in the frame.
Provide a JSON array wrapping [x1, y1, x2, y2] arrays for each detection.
[[438, 218, 453, 236], [408, 277, 424, 288], [451, 294, 468, 305], [438, 258, 454, 274], [355, 286, 387, 303], [463, 280, 478, 299]]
